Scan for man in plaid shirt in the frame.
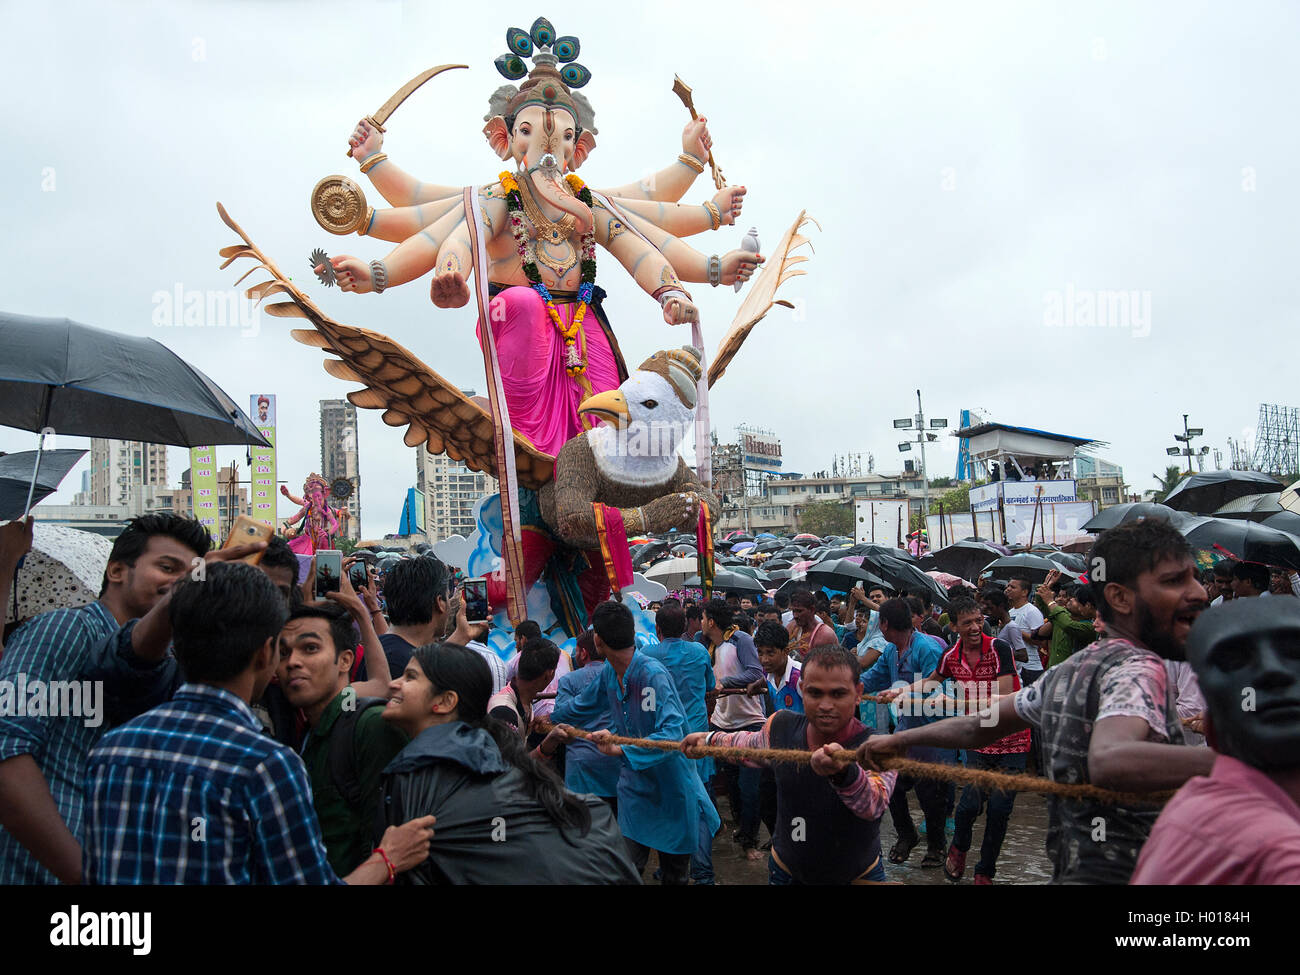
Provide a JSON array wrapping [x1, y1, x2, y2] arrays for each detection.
[[0, 514, 213, 885], [82, 562, 433, 884]]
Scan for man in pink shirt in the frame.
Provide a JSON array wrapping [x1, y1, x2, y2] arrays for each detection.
[[1131, 598, 1300, 884]]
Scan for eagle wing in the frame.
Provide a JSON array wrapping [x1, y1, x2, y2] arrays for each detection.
[[215, 203, 556, 490], [708, 210, 818, 388]]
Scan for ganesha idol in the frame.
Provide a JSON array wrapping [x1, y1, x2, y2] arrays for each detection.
[[317, 15, 765, 458], [219, 14, 816, 628], [280, 474, 340, 555]]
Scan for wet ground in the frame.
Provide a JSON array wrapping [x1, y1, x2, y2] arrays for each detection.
[[699, 790, 1055, 885]]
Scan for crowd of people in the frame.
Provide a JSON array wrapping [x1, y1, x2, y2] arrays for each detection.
[[0, 512, 1296, 885]]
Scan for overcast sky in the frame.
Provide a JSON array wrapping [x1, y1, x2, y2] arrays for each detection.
[[3, 0, 1297, 534]]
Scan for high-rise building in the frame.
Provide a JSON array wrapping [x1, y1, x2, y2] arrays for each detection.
[[415, 394, 496, 541], [320, 399, 361, 540], [88, 439, 169, 507], [71, 470, 92, 507]]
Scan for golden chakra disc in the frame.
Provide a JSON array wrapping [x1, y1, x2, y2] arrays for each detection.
[[310, 175, 368, 235]]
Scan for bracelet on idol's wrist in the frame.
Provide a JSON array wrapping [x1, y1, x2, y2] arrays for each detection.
[[678, 152, 705, 174], [369, 259, 388, 294], [359, 152, 388, 174], [703, 201, 721, 231], [707, 255, 721, 288], [653, 286, 692, 306]]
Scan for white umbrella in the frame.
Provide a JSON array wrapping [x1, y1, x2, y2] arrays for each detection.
[[6, 524, 112, 625], [643, 556, 701, 588]]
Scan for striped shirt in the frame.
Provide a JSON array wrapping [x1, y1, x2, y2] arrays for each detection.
[[467, 640, 509, 694], [83, 683, 341, 885], [0, 601, 119, 885]]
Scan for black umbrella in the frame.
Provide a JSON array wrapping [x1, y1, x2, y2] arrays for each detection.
[[773, 578, 815, 600], [859, 552, 949, 605], [0, 449, 87, 520], [984, 553, 1061, 583], [670, 543, 695, 556], [1212, 492, 1283, 521], [1161, 470, 1281, 514], [766, 568, 793, 582], [1176, 516, 1300, 570], [632, 540, 673, 569], [764, 558, 793, 570], [1082, 502, 1177, 532], [1263, 510, 1300, 537], [922, 539, 1004, 581], [806, 557, 887, 593], [754, 539, 784, 553], [682, 570, 766, 593], [850, 542, 918, 563], [1045, 551, 1087, 573], [0, 313, 269, 513]]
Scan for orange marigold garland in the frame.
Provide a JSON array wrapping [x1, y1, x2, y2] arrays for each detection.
[[499, 170, 596, 378]]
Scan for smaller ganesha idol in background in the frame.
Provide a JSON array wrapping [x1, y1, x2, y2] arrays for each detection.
[[281, 473, 341, 554]]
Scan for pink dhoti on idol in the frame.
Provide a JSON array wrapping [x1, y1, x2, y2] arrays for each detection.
[[477, 283, 630, 618], [475, 284, 625, 456]]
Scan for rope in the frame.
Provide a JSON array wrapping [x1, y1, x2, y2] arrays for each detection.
[[538, 723, 1172, 807]]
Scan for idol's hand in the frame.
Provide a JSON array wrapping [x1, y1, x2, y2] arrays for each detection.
[[430, 270, 470, 308], [682, 116, 711, 162], [317, 255, 372, 294], [721, 249, 764, 286], [350, 118, 384, 161], [712, 186, 745, 226], [662, 295, 699, 327], [643, 493, 699, 532]]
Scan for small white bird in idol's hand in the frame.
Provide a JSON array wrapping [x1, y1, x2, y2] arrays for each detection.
[[736, 227, 760, 292]]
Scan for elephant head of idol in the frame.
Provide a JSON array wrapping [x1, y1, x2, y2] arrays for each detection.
[[484, 19, 597, 235]]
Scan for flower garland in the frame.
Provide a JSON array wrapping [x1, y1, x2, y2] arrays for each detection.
[[500, 170, 596, 378]]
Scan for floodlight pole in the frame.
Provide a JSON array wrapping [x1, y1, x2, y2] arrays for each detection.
[[917, 390, 931, 519]]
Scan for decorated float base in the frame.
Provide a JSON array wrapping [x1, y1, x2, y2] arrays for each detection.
[[433, 495, 668, 661]]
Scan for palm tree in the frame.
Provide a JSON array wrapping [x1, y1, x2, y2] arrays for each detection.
[[1151, 465, 1185, 502]]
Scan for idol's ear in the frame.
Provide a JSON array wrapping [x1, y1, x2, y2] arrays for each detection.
[[572, 129, 596, 170], [483, 116, 512, 161]]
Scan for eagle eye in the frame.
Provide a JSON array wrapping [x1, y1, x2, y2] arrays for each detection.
[[641, 399, 659, 409]]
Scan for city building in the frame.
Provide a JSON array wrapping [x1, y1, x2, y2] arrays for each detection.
[[415, 396, 497, 541], [320, 399, 361, 541], [163, 466, 252, 538], [37, 465, 252, 539], [88, 439, 168, 507], [71, 470, 92, 507], [716, 470, 928, 534], [1072, 454, 1131, 508]]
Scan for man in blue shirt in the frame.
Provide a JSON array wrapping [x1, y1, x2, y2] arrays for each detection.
[[553, 629, 621, 807], [645, 604, 717, 883], [82, 562, 433, 884], [553, 601, 720, 885], [860, 597, 953, 867]]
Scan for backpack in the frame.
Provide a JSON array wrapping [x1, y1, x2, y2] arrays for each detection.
[[327, 692, 390, 808]]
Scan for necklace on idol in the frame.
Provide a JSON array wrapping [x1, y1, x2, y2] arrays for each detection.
[[499, 169, 597, 380]]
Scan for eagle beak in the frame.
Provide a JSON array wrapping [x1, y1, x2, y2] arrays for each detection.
[[578, 389, 630, 427]]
